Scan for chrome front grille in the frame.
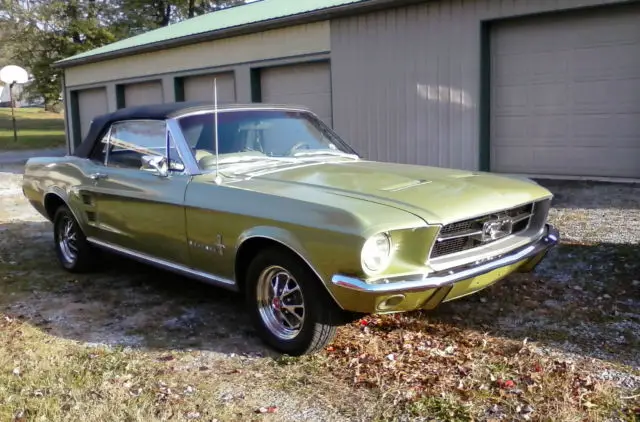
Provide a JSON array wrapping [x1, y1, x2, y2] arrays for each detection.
[[430, 202, 536, 259]]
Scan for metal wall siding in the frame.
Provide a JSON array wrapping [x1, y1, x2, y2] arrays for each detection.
[[330, 0, 625, 170]]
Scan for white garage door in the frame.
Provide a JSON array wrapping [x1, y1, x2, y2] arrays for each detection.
[[184, 72, 236, 103], [124, 80, 163, 107], [77, 87, 108, 140], [490, 6, 640, 179], [261, 61, 333, 127]]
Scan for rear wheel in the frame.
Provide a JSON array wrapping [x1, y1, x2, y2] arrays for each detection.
[[53, 205, 97, 273], [246, 247, 345, 356]]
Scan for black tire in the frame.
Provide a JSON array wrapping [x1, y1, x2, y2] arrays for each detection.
[[52, 205, 98, 273], [245, 247, 346, 356]]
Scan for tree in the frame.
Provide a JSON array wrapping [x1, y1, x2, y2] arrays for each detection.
[[2, 0, 118, 110], [1, 0, 249, 111], [112, 0, 248, 36]]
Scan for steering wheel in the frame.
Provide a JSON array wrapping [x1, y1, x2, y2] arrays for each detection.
[[285, 142, 311, 156]]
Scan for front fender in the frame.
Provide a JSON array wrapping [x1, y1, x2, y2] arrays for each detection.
[[236, 226, 312, 262], [235, 224, 365, 309]]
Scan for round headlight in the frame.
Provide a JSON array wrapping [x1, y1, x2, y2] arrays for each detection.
[[361, 232, 392, 273]]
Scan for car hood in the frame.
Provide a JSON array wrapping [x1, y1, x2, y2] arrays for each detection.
[[224, 160, 553, 225]]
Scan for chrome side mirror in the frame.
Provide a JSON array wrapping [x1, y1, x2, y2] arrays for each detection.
[[141, 155, 169, 177], [169, 160, 185, 172]]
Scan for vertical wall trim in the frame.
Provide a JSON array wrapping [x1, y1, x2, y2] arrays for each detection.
[[250, 68, 262, 102], [161, 76, 174, 103], [106, 84, 118, 111], [234, 66, 252, 103], [69, 90, 81, 149], [327, 58, 334, 128], [174, 77, 185, 102], [60, 72, 71, 154], [115, 85, 126, 108], [479, 20, 491, 172]]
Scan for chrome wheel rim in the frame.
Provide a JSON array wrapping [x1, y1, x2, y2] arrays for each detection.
[[256, 265, 305, 340], [58, 215, 78, 264]]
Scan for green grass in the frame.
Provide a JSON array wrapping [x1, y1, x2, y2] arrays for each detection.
[[0, 107, 66, 151]]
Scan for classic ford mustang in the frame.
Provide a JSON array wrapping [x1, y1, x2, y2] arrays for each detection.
[[22, 101, 559, 355]]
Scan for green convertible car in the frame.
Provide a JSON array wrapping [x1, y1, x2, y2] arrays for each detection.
[[22, 102, 559, 355]]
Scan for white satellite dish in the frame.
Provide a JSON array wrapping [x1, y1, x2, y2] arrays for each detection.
[[0, 65, 29, 85]]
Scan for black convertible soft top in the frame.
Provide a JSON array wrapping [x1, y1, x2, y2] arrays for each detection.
[[72, 101, 311, 158]]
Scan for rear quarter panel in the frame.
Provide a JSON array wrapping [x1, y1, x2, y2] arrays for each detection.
[[22, 156, 99, 236]]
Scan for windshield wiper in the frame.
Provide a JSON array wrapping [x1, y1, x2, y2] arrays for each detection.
[[292, 150, 359, 159], [218, 156, 293, 165]]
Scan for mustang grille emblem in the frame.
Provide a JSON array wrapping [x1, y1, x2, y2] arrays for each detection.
[[480, 218, 513, 242]]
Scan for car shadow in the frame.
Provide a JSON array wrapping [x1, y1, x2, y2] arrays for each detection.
[[1, 220, 638, 368], [423, 240, 640, 368], [0, 220, 274, 358]]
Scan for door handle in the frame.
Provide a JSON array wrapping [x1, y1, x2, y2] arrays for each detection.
[[89, 172, 108, 181]]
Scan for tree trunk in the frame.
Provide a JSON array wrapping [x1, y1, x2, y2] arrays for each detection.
[[67, 2, 82, 44], [44, 101, 62, 113], [158, 2, 171, 26]]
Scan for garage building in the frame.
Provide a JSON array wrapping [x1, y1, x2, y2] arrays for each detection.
[[56, 0, 640, 180]]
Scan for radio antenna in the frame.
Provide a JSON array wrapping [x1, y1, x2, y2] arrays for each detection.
[[213, 77, 222, 185]]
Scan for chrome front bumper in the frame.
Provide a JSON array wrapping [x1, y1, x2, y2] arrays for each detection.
[[331, 224, 559, 294]]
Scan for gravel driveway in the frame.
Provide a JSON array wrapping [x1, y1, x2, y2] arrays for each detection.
[[0, 165, 638, 421]]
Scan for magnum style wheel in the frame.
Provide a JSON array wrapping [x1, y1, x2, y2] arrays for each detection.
[[53, 205, 97, 273], [246, 247, 344, 356]]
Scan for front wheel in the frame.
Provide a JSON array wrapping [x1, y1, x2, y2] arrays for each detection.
[[246, 248, 346, 356]]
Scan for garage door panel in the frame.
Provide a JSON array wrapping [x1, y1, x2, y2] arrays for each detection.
[[532, 146, 640, 178], [573, 22, 640, 48], [496, 115, 640, 149], [260, 61, 332, 127], [573, 47, 640, 81], [530, 84, 568, 108], [276, 92, 331, 112], [493, 56, 571, 86], [573, 80, 640, 112], [77, 87, 108, 140], [124, 81, 163, 107], [530, 57, 570, 83], [183, 72, 236, 103], [492, 85, 528, 110], [493, 144, 640, 178], [574, 116, 639, 145], [491, 6, 640, 179], [494, 117, 568, 146]]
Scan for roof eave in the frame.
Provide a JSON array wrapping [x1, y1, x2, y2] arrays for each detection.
[[54, 0, 425, 69]]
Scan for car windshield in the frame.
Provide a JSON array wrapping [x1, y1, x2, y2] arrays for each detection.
[[176, 109, 359, 171]]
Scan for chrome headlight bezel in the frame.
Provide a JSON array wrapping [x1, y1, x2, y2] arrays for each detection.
[[361, 232, 393, 275]]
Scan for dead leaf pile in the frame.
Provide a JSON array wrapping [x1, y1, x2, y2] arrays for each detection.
[[322, 312, 639, 420]]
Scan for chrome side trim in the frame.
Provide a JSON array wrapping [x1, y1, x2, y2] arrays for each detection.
[[331, 224, 559, 294], [86, 237, 238, 291]]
